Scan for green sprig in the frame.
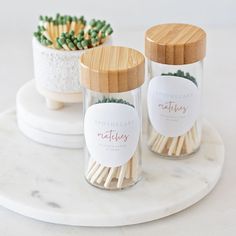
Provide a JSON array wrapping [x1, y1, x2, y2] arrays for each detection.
[[161, 70, 198, 87], [97, 97, 134, 108]]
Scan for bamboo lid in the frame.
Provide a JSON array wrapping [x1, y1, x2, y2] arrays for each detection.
[[80, 46, 145, 93], [145, 23, 206, 65]]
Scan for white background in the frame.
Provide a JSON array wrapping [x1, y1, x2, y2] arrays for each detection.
[[0, 0, 236, 235], [0, 0, 235, 32]]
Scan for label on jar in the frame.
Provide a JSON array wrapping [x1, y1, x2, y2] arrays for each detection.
[[147, 76, 200, 137], [84, 103, 140, 167]]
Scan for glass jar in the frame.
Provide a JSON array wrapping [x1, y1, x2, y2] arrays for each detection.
[[145, 23, 206, 158], [80, 46, 145, 190]]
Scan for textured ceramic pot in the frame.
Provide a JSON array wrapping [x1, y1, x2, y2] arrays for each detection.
[[32, 37, 111, 110]]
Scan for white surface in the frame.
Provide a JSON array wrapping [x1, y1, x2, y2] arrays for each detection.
[[0, 28, 235, 235], [17, 118, 84, 149], [16, 80, 83, 135], [0, 0, 235, 34], [0, 110, 224, 226]]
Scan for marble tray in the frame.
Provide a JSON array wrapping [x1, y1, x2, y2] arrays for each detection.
[[0, 109, 224, 227]]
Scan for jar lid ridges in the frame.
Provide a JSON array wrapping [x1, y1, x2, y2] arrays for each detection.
[[145, 23, 206, 65], [80, 46, 145, 93]]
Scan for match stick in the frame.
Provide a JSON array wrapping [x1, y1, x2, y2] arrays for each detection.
[[149, 122, 200, 157], [34, 14, 113, 50], [70, 16, 78, 33], [85, 154, 139, 189], [57, 38, 70, 50]]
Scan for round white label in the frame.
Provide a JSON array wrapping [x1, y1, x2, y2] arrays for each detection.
[[84, 103, 140, 167], [147, 76, 200, 137]]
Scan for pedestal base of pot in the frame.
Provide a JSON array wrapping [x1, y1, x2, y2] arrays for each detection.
[[36, 82, 83, 110], [0, 109, 224, 227], [16, 80, 84, 149]]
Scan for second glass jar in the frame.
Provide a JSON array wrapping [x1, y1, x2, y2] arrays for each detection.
[[145, 23, 206, 158]]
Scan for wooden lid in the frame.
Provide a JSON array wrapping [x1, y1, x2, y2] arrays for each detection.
[[145, 23, 206, 65], [80, 46, 145, 93]]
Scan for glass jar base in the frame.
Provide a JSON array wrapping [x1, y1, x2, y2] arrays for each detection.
[[149, 145, 201, 160], [85, 175, 142, 191]]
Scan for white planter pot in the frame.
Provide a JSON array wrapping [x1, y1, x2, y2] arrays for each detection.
[[32, 37, 111, 109]]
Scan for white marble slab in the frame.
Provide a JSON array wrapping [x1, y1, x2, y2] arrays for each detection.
[[17, 117, 84, 149], [0, 110, 224, 227], [16, 80, 84, 135], [16, 80, 84, 148]]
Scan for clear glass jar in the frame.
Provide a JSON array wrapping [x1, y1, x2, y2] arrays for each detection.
[[80, 46, 145, 190], [147, 61, 203, 158], [83, 89, 142, 190], [145, 23, 206, 158]]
